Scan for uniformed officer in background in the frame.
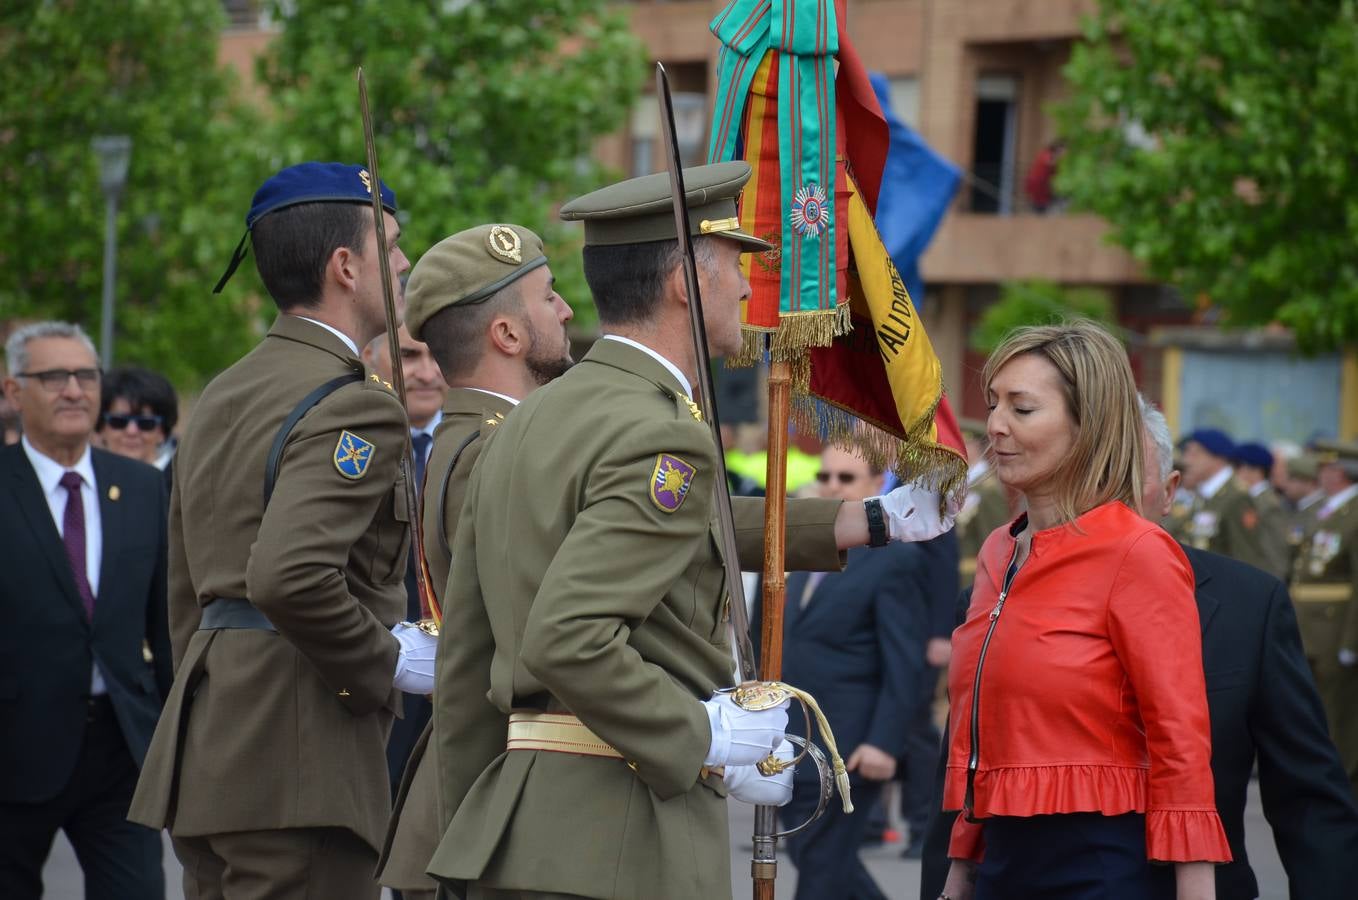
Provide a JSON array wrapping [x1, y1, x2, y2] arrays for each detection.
[[128, 162, 438, 900], [376, 223, 573, 900], [1233, 442, 1291, 580], [953, 418, 1010, 586], [1177, 428, 1280, 573], [1292, 439, 1358, 796], [425, 161, 960, 899]]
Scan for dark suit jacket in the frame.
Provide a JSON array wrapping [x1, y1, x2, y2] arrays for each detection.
[[755, 543, 928, 771], [0, 443, 172, 804], [921, 545, 1358, 900]]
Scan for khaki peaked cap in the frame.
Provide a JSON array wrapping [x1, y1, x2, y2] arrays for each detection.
[[403, 223, 547, 341], [1314, 438, 1358, 464], [559, 160, 772, 252]]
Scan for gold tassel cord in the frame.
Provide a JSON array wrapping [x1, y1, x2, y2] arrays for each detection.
[[731, 681, 854, 814]]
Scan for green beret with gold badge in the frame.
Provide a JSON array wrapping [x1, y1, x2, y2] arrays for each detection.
[[403, 223, 547, 341], [559, 160, 771, 252]]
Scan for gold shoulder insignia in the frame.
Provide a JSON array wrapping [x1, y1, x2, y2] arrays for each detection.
[[683, 396, 703, 423], [370, 373, 381, 383], [383, 380, 393, 391]]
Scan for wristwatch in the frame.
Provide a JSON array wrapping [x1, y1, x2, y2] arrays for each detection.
[[864, 497, 889, 547]]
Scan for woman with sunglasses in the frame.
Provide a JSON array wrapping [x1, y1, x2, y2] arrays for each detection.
[[99, 367, 178, 482], [938, 321, 1229, 900]]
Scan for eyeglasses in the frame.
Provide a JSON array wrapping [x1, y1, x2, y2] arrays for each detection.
[[815, 471, 862, 485], [16, 368, 101, 391], [104, 413, 164, 431]]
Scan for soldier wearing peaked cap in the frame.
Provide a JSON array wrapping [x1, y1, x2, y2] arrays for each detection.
[[426, 162, 961, 899], [375, 223, 573, 900], [128, 162, 438, 900], [954, 417, 1012, 584], [1291, 439, 1358, 796]]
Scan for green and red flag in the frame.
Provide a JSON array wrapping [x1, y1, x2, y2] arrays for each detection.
[[708, 0, 967, 490]]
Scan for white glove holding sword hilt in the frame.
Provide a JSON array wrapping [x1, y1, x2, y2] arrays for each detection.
[[391, 621, 438, 695], [725, 739, 796, 806], [701, 691, 790, 768]]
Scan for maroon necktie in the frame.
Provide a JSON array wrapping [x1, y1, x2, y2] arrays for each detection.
[[59, 471, 95, 619]]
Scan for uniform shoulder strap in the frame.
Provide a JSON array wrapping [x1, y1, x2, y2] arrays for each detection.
[[263, 371, 364, 506], [436, 430, 482, 554]]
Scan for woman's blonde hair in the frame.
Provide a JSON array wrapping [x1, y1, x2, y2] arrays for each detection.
[[981, 319, 1143, 524]]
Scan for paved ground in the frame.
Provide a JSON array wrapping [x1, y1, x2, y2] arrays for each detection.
[[41, 780, 1287, 899]]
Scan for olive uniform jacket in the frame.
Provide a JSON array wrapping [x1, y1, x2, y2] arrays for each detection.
[[129, 316, 410, 852], [377, 387, 512, 892], [1183, 477, 1281, 576], [427, 338, 845, 899], [1292, 491, 1358, 665], [955, 473, 1008, 583], [1247, 484, 1292, 581]]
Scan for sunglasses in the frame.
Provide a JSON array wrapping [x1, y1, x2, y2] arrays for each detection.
[[815, 471, 862, 485], [17, 368, 101, 391], [104, 413, 164, 431]]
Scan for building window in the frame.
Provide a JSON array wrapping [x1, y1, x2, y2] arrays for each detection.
[[630, 91, 706, 178], [970, 74, 1019, 215], [883, 76, 920, 129]]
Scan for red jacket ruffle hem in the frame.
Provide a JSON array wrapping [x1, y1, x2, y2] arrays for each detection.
[[944, 501, 1231, 865]]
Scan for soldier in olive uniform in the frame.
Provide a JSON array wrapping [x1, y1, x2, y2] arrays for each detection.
[[1178, 428, 1283, 575], [128, 163, 439, 899], [953, 418, 1011, 585], [425, 162, 960, 900], [1292, 440, 1358, 796], [376, 224, 573, 900], [1234, 442, 1292, 580]]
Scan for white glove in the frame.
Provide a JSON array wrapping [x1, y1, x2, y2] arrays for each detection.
[[391, 622, 438, 694], [724, 739, 796, 806], [872, 482, 964, 543], [701, 691, 790, 768], [1340, 648, 1358, 668]]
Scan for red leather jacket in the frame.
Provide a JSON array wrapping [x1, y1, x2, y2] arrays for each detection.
[[945, 501, 1231, 863]]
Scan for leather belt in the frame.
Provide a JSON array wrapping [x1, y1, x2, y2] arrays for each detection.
[[507, 710, 623, 760], [199, 597, 277, 632], [1293, 583, 1352, 603]]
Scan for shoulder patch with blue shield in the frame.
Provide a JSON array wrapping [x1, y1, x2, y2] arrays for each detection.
[[334, 430, 375, 480]]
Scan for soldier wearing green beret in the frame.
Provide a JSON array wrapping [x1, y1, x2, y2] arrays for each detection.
[[128, 162, 439, 900], [426, 162, 962, 900], [1291, 440, 1358, 795], [375, 223, 573, 900]]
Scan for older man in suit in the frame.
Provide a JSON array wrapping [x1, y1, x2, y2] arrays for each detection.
[[0, 321, 172, 899], [762, 445, 928, 900], [921, 400, 1358, 900]]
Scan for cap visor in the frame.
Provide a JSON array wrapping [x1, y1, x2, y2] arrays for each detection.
[[719, 229, 773, 253]]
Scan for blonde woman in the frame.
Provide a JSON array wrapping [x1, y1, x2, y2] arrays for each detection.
[[939, 321, 1229, 900]]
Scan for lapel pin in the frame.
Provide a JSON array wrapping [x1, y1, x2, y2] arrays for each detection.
[[108, 485, 121, 501]]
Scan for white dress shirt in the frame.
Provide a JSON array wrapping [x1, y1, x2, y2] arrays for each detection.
[[467, 388, 520, 408], [295, 315, 360, 356], [22, 437, 106, 694], [1198, 465, 1235, 501], [600, 334, 693, 399]]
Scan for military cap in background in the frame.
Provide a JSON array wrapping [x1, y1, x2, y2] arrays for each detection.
[[1181, 427, 1235, 460], [214, 161, 398, 293], [559, 160, 771, 252], [1288, 454, 1321, 480], [402, 224, 547, 340], [1234, 442, 1275, 473], [1314, 438, 1358, 463]]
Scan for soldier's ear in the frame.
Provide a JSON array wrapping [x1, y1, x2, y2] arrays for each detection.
[[330, 246, 359, 293], [665, 257, 691, 310], [487, 314, 524, 357]]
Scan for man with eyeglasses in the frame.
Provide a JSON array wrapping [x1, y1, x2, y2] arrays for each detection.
[[753, 444, 929, 900], [128, 162, 436, 900], [0, 320, 172, 899]]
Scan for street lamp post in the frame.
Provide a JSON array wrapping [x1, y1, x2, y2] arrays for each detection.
[[91, 135, 132, 371]]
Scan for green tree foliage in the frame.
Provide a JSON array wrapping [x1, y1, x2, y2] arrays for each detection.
[[0, 0, 270, 387], [257, 0, 648, 332], [970, 281, 1117, 354], [1057, 0, 1358, 350]]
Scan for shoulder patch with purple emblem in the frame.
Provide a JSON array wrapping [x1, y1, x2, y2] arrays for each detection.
[[649, 453, 697, 513]]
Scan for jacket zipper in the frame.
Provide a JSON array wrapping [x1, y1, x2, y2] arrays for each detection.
[[964, 539, 1022, 818]]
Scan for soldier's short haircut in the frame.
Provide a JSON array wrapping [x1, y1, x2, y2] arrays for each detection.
[[5, 321, 98, 376], [581, 236, 716, 328], [420, 282, 524, 381], [251, 202, 369, 311]]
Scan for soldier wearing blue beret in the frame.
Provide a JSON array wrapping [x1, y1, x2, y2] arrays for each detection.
[[130, 162, 436, 900], [1175, 428, 1287, 578]]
